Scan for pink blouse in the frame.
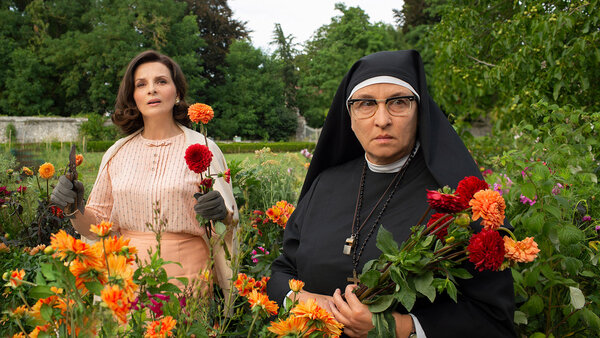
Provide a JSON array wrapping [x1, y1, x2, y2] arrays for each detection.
[[86, 132, 209, 237]]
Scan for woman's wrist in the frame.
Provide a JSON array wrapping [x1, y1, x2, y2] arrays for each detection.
[[392, 312, 415, 337]]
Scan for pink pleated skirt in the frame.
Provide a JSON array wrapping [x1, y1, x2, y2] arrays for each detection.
[[120, 229, 210, 290]]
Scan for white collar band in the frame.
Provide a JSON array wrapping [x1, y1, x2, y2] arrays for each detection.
[[366, 141, 420, 173]]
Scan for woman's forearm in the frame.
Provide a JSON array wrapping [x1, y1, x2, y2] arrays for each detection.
[[69, 209, 100, 240], [392, 312, 415, 338]]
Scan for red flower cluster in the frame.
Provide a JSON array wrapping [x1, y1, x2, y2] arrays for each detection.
[[426, 213, 450, 240], [467, 229, 505, 271], [184, 144, 213, 174], [456, 176, 489, 208], [427, 176, 489, 213], [200, 178, 213, 192], [50, 206, 64, 219]]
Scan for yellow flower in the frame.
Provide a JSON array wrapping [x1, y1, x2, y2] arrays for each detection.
[[288, 279, 305, 293], [90, 221, 113, 237], [144, 315, 177, 338], [38, 162, 55, 179], [247, 289, 279, 316], [22, 167, 33, 176], [268, 315, 310, 337], [9, 269, 25, 287]]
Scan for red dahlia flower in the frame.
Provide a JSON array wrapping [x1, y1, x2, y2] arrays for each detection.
[[426, 190, 465, 213], [185, 144, 213, 174], [426, 213, 450, 241], [456, 176, 489, 208], [467, 229, 505, 271]]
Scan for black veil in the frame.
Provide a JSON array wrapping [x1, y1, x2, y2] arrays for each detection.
[[300, 50, 481, 199]]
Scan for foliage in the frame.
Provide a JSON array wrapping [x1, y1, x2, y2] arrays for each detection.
[[426, 0, 600, 128], [297, 4, 399, 127], [78, 114, 119, 142], [471, 102, 600, 337], [208, 40, 298, 141]]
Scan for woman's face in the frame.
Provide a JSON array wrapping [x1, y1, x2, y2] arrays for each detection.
[[350, 83, 418, 165], [133, 62, 178, 120]]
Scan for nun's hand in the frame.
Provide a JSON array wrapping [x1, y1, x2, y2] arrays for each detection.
[[295, 290, 335, 315], [329, 285, 374, 337]]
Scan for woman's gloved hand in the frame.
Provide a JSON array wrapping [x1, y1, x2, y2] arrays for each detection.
[[194, 190, 228, 221], [50, 175, 85, 212]]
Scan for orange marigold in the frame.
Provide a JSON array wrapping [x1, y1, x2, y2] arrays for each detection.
[[504, 236, 540, 263], [268, 315, 310, 337], [144, 315, 177, 338], [9, 269, 25, 287], [469, 189, 506, 230], [101, 285, 131, 324], [106, 254, 138, 297], [288, 279, 305, 293], [70, 259, 108, 292], [98, 235, 137, 263], [188, 103, 214, 124], [234, 273, 255, 296], [291, 299, 344, 336], [75, 154, 84, 166], [38, 162, 55, 179], [247, 289, 279, 316], [90, 221, 112, 237]]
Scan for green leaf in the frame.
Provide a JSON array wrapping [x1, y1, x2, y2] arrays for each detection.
[[514, 310, 528, 325], [41, 263, 56, 281], [360, 270, 381, 289], [414, 271, 435, 302], [395, 284, 416, 311], [160, 282, 182, 293], [29, 285, 55, 299], [580, 270, 596, 278], [368, 311, 396, 338], [449, 268, 472, 280], [41, 303, 53, 321], [376, 226, 399, 256], [84, 281, 104, 296], [521, 294, 544, 315], [530, 332, 548, 338], [581, 308, 600, 330], [524, 266, 541, 287], [520, 182, 536, 199], [446, 280, 458, 302], [569, 286, 585, 309], [214, 221, 226, 235], [367, 294, 395, 313]]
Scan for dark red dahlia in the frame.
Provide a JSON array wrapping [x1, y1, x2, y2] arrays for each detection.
[[223, 169, 231, 183], [426, 213, 450, 241], [426, 190, 465, 213], [201, 178, 213, 190], [456, 176, 489, 208], [467, 229, 505, 271], [185, 144, 213, 174]]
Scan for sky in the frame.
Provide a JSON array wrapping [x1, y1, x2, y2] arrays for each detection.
[[228, 0, 403, 52]]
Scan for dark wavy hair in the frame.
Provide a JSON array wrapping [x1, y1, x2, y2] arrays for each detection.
[[112, 50, 191, 135]]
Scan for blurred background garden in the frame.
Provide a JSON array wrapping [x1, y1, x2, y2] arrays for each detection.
[[1, 0, 599, 337]]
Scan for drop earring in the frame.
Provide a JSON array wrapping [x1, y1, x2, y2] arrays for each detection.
[[175, 97, 181, 104]]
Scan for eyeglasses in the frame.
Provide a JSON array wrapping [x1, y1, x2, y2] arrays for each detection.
[[347, 96, 417, 119]]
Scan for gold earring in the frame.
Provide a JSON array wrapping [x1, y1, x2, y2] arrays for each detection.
[[175, 98, 180, 104]]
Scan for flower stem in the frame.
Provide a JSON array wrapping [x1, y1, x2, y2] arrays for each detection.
[[247, 311, 260, 338]]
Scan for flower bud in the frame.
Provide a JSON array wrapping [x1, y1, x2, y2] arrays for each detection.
[[2, 271, 9, 281], [120, 246, 130, 254], [445, 236, 455, 244], [455, 213, 471, 227], [44, 246, 55, 255]]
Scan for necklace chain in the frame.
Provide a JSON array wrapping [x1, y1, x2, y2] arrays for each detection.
[[350, 147, 418, 272]]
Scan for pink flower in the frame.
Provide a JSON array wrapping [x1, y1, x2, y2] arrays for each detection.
[[582, 215, 592, 222], [552, 183, 564, 195], [519, 194, 537, 206]]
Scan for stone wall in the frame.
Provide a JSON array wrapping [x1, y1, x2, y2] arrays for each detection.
[[0, 116, 87, 143], [295, 113, 321, 142]]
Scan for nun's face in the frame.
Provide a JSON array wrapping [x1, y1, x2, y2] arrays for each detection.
[[350, 83, 418, 165]]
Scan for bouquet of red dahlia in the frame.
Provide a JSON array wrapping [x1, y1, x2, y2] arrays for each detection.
[[184, 103, 231, 236], [354, 176, 539, 335]]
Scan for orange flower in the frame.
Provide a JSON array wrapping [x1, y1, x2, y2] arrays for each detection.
[[469, 189, 506, 230], [234, 273, 255, 296], [291, 299, 344, 336], [29, 324, 50, 338], [504, 236, 540, 263], [266, 200, 295, 228], [90, 221, 112, 237], [0, 242, 9, 253], [199, 269, 212, 282], [188, 103, 214, 124], [29, 244, 46, 255], [9, 269, 25, 287], [12, 333, 26, 338], [30, 296, 59, 321], [38, 162, 55, 179], [106, 254, 138, 297], [70, 258, 108, 292], [144, 315, 177, 338], [75, 154, 84, 166], [288, 279, 305, 293], [11, 305, 28, 318], [101, 285, 131, 324], [22, 166, 33, 176], [247, 289, 279, 316], [100, 235, 137, 262], [268, 315, 310, 337]]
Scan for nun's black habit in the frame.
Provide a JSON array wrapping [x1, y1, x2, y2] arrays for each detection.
[[267, 50, 516, 337]]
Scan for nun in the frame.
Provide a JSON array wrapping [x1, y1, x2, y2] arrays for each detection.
[[267, 50, 515, 337]]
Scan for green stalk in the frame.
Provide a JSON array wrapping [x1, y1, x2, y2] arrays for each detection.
[[247, 311, 260, 338]]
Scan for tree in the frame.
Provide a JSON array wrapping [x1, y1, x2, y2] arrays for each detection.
[[208, 40, 297, 141], [179, 0, 248, 84], [297, 4, 398, 127], [271, 23, 299, 111]]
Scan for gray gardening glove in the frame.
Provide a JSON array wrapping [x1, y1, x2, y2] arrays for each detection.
[[194, 190, 228, 221], [51, 175, 85, 213]]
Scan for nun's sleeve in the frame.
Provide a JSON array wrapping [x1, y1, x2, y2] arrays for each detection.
[[267, 175, 319, 306], [410, 265, 516, 337]]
